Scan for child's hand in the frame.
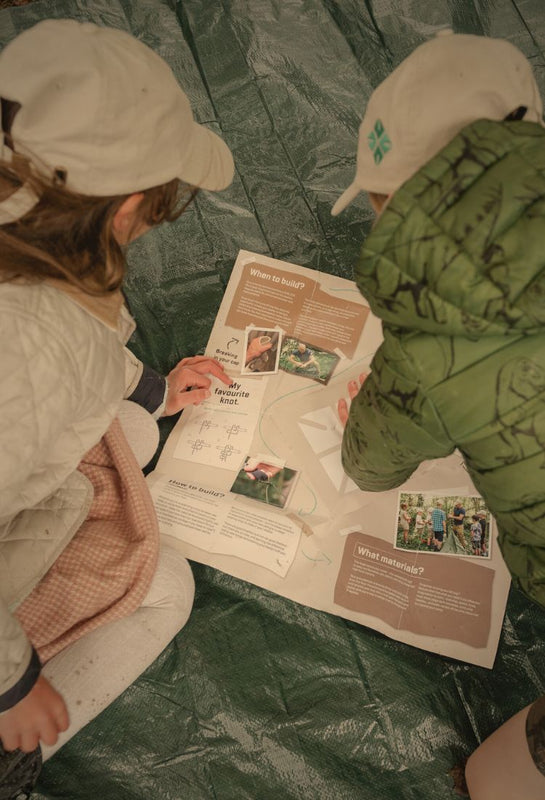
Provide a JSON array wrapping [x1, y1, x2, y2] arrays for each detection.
[[163, 356, 232, 416], [337, 373, 369, 428], [0, 674, 69, 752]]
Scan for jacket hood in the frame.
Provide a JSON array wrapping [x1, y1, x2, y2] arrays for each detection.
[[355, 119, 545, 339]]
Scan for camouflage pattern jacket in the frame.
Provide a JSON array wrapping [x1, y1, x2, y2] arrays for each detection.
[[342, 118, 545, 607]]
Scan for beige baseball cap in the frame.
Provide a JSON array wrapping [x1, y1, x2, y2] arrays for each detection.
[[331, 30, 544, 216], [0, 19, 234, 221]]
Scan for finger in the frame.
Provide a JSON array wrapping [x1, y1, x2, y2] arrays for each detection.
[[359, 371, 369, 387], [214, 368, 233, 386], [36, 715, 62, 747], [347, 379, 360, 401], [54, 698, 70, 733], [338, 398, 349, 427], [176, 361, 232, 387], [20, 729, 40, 753], [245, 473, 256, 480], [191, 361, 232, 385], [170, 370, 211, 394], [0, 730, 21, 752], [172, 387, 212, 412], [180, 356, 229, 376]]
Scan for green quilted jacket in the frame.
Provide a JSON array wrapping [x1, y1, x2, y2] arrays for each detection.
[[342, 119, 545, 607]]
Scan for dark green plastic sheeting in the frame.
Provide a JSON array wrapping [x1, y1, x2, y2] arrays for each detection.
[[1, 1, 545, 798]]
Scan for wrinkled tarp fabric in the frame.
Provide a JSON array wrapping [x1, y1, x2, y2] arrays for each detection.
[[1, 1, 544, 799]]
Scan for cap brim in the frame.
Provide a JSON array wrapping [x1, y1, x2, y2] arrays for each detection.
[[331, 181, 361, 216], [180, 124, 234, 191]]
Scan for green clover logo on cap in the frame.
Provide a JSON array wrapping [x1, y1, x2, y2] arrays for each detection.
[[368, 119, 392, 164]]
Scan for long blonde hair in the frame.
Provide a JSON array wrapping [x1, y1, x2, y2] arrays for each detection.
[[0, 156, 197, 295], [0, 121, 197, 296]]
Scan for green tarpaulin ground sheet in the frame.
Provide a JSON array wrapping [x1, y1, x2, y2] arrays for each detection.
[[2, 1, 545, 798]]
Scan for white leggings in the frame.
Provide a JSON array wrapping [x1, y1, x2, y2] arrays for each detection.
[[41, 401, 195, 760], [41, 541, 194, 760]]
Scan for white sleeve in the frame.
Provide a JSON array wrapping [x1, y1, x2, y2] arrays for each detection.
[[0, 310, 80, 520], [124, 346, 144, 397]]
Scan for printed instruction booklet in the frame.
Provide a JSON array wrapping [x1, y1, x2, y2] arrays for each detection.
[[147, 250, 511, 668]]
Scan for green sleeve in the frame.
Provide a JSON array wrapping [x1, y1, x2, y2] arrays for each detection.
[[341, 340, 454, 492]]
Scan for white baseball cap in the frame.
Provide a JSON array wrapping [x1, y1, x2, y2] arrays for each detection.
[[0, 19, 234, 221], [331, 30, 544, 216]]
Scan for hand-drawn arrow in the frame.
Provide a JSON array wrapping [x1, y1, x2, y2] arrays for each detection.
[[301, 550, 332, 564]]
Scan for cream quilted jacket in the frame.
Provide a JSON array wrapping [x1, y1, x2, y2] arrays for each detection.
[[0, 280, 156, 711]]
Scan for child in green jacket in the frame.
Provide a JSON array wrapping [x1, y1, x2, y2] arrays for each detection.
[[333, 31, 545, 610]]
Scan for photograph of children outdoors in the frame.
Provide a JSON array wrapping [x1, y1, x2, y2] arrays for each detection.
[[278, 337, 339, 384], [395, 493, 491, 558]]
